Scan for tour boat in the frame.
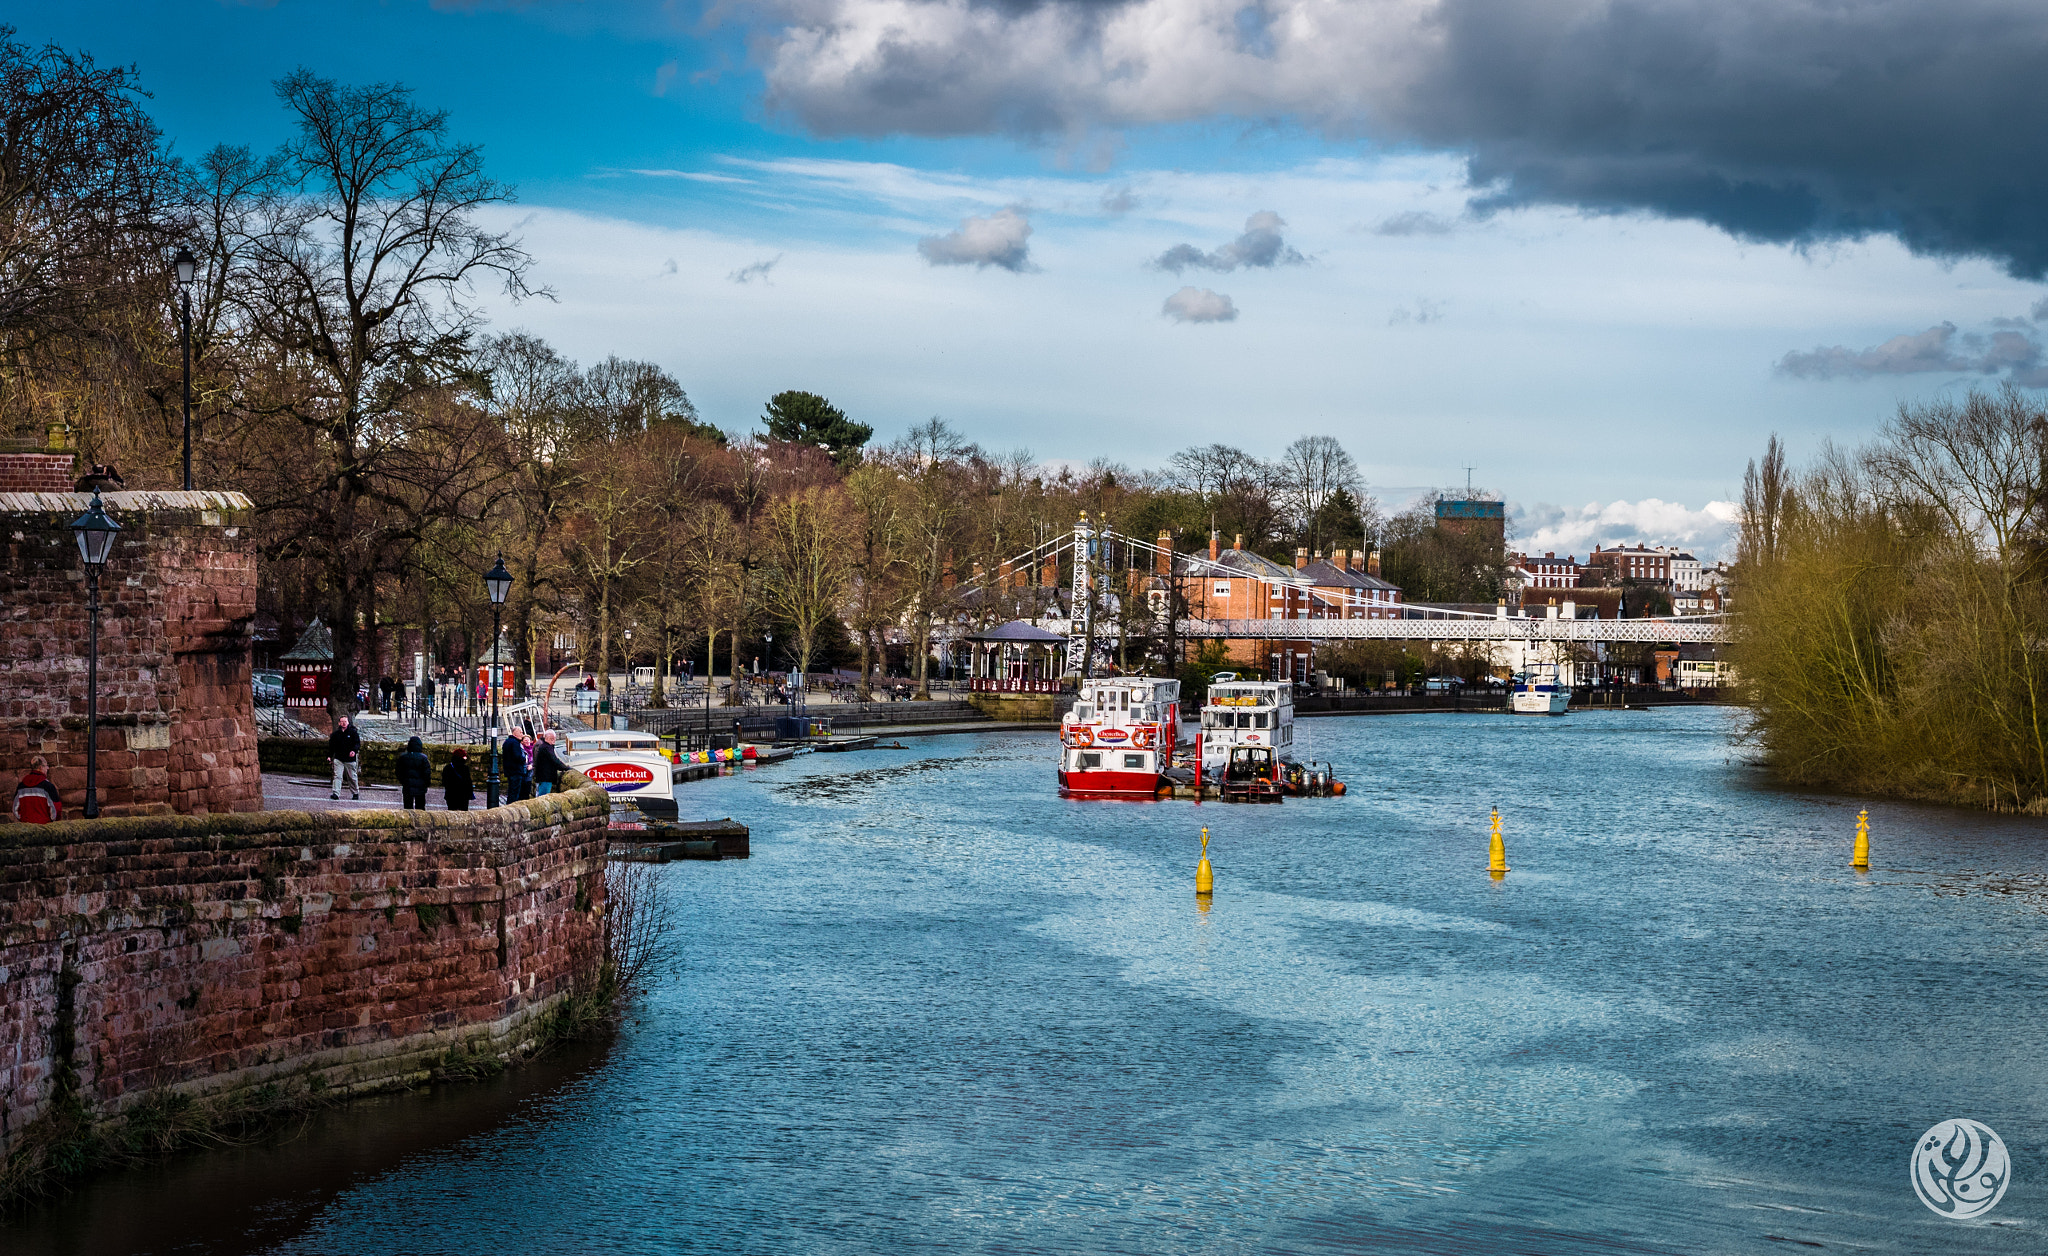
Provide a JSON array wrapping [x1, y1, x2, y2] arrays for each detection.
[[1058, 676, 1182, 796], [1196, 676, 1296, 778], [560, 728, 680, 822], [1510, 668, 1570, 716]]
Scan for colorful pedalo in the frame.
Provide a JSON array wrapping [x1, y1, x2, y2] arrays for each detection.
[[672, 745, 758, 765]]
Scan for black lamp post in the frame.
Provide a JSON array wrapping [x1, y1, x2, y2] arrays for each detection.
[[173, 246, 195, 491], [484, 553, 512, 806], [71, 491, 120, 819]]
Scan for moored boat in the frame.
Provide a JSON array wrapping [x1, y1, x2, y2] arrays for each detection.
[[1510, 668, 1570, 715], [1058, 676, 1182, 796]]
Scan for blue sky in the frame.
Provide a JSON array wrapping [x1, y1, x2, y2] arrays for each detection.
[[20, 1, 2048, 559]]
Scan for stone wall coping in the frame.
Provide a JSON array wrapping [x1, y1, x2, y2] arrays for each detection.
[[0, 489, 254, 515], [0, 775, 603, 852]]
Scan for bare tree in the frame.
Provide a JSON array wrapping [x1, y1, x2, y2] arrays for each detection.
[[1277, 434, 1361, 554], [893, 418, 973, 699], [843, 463, 906, 700], [1740, 433, 1790, 568], [235, 71, 540, 718], [0, 31, 172, 372], [761, 485, 853, 682], [604, 860, 679, 1005]]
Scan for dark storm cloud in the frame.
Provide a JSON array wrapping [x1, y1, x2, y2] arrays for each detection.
[[757, 0, 2048, 278]]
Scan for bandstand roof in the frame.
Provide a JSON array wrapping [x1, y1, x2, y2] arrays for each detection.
[[965, 619, 1067, 644], [280, 617, 333, 662]]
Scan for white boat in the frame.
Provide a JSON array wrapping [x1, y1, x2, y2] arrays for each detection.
[[559, 728, 679, 821], [1510, 669, 1570, 716], [1196, 674, 1296, 778], [1058, 676, 1183, 797]]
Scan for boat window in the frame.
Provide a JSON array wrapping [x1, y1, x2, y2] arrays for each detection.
[[1078, 752, 1101, 769], [1236, 712, 1251, 728], [1123, 754, 1145, 769], [1254, 713, 1268, 728]]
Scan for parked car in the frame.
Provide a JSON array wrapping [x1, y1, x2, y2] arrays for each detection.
[[1423, 677, 1465, 694]]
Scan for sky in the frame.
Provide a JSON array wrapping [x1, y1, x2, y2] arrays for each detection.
[[19, 1, 2048, 560]]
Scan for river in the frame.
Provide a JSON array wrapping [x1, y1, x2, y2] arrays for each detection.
[[7, 707, 2045, 1253]]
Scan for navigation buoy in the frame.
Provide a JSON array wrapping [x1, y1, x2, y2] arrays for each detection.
[[1489, 807, 1509, 878], [1852, 808, 1869, 870], [1196, 826, 1214, 897]]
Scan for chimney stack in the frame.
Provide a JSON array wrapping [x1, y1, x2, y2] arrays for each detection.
[[1294, 546, 1309, 570], [1040, 553, 1057, 588], [1208, 530, 1220, 562], [999, 558, 1014, 588], [1156, 529, 1173, 576], [1233, 534, 1243, 552], [1367, 550, 1381, 577], [1332, 548, 1347, 571]]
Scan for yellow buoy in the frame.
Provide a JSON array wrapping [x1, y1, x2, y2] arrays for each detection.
[[1196, 826, 1214, 896], [1852, 808, 1869, 870], [1489, 807, 1509, 878]]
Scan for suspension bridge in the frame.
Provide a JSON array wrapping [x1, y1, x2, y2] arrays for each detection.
[[964, 520, 1730, 646]]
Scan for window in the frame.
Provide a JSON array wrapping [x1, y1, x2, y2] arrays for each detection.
[[1254, 713, 1268, 728], [1123, 754, 1145, 769], [1213, 581, 1231, 596], [1078, 752, 1102, 769], [1237, 712, 1252, 728]]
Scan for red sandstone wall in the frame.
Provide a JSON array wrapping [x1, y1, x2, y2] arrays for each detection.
[[0, 454, 76, 494], [0, 787, 609, 1154], [0, 492, 261, 817]]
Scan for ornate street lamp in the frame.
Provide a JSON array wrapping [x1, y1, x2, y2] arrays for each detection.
[[71, 490, 121, 819], [484, 553, 513, 806], [173, 246, 196, 491]]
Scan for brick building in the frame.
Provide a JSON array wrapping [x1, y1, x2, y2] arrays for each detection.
[[1435, 498, 1506, 545]]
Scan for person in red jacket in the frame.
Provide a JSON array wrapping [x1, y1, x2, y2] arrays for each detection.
[[12, 756, 61, 824]]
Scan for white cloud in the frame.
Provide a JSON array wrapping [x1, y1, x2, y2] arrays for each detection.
[[1162, 286, 1237, 323], [465, 153, 2048, 512], [918, 207, 1035, 271], [1514, 499, 1740, 561]]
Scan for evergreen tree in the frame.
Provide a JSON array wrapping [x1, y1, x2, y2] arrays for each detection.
[[762, 390, 872, 469]]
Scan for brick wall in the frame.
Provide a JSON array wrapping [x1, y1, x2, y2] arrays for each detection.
[[0, 454, 75, 494], [0, 784, 610, 1156], [0, 491, 261, 817]]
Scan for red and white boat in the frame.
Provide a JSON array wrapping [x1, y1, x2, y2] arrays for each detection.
[[1058, 676, 1183, 797]]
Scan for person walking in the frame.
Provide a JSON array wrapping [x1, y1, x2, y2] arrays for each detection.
[[532, 730, 565, 797], [328, 715, 362, 800], [11, 756, 62, 824], [442, 747, 475, 811], [396, 736, 432, 811]]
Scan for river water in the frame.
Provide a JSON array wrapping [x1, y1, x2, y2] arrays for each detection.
[[8, 707, 2047, 1254]]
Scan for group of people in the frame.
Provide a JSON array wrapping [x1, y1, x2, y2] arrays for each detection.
[[327, 714, 567, 812]]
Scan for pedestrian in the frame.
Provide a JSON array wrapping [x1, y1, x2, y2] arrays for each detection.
[[11, 755, 62, 824], [532, 730, 565, 797], [328, 715, 362, 800], [443, 747, 474, 811], [396, 735, 432, 811], [503, 729, 533, 801]]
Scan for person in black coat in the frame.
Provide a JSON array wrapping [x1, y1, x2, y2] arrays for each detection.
[[442, 747, 475, 812], [396, 735, 432, 811], [501, 730, 533, 802], [532, 731, 566, 797]]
